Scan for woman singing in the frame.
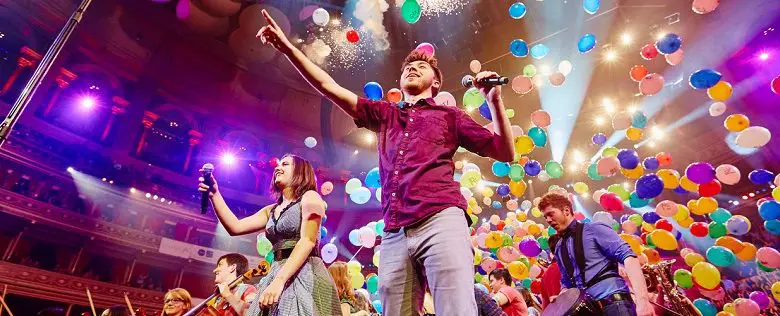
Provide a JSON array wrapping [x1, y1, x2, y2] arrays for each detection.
[[161, 288, 192, 316], [199, 154, 341, 315]]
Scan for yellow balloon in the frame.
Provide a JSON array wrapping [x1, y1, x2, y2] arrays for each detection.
[[468, 198, 479, 210], [773, 187, 780, 201], [602, 147, 619, 158], [508, 260, 529, 280], [641, 222, 655, 233], [621, 165, 644, 180], [527, 223, 541, 236], [573, 182, 589, 194], [482, 187, 494, 198], [516, 211, 528, 221], [735, 242, 757, 261], [373, 251, 381, 266], [724, 113, 750, 132], [509, 180, 527, 197], [347, 260, 362, 274], [649, 229, 678, 250], [771, 281, 780, 302], [695, 197, 718, 215], [461, 170, 482, 188], [716, 312, 735, 316], [531, 207, 542, 218], [677, 216, 694, 228], [680, 176, 699, 192], [708, 81, 733, 101], [350, 271, 366, 289], [656, 169, 681, 189], [692, 262, 721, 290], [684, 253, 705, 267], [485, 232, 503, 248], [619, 233, 642, 255], [673, 205, 690, 222], [723, 303, 736, 315], [514, 135, 535, 155], [626, 127, 644, 141]]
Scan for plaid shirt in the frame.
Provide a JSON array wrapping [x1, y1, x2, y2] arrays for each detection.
[[475, 287, 506, 316]]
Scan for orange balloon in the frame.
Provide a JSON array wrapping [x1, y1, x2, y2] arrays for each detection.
[[386, 88, 402, 103], [655, 152, 672, 166], [518, 156, 530, 166], [715, 236, 745, 253], [643, 248, 661, 264], [630, 65, 649, 82]]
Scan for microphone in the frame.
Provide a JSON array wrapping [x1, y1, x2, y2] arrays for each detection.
[[461, 75, 509, 88], [200, 163, 214, 214]]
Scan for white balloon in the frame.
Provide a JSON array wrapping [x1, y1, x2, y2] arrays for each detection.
[[304, 136, 318, 148], [735, 126, 771, 148], [312, 8, 330, 26], [359, 226, 377, 248], [708, 102, 727, 116], [321, 243, 338, 263], [592, 211, 613, 224], [520, 200, 533, 211], [558, 60, 573, 76], [434, 91, 457, 107], [538, 171, 550, 182], [463, 163, 481, 174]]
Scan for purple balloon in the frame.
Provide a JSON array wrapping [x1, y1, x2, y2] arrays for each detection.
[[592, 133, 607, 146], [518, 237, 542, 257], [643, 157, 660, 170], [748, 169, 775, 185], [685, 162, 716, 185], [525, 160, 542, 176], [636, 174, 664, 199], [642, 211, 661, 224], [749, 291, 770, 309], [497, 184, 511, 197], [617, 149, 640, 169]]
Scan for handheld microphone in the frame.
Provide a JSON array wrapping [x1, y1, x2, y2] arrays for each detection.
[[461, 75, 509, 88], [200, 163, 214, 214]]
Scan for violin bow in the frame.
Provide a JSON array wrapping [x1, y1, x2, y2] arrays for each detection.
[[86, 288, 97, 316], [0, 284, 6, 316], [123, 293, 137, 316], [0, 287, 13, 316]]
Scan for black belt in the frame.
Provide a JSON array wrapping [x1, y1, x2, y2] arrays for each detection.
[[273, 248, 319, 260], [595, 292, 633, 310]]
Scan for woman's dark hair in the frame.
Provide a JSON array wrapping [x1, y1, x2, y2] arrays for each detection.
[[271, 154, 317, 203], [520, 287, 542, 311]]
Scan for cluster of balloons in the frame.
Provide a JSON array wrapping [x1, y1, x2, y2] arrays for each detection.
[[345, 177, 375, 205], [347, 220, 384, 250]]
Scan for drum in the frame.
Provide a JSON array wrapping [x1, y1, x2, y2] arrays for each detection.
[[542, 288, 597, 316]]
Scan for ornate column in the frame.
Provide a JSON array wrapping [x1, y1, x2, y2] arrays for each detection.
[[0, 47, 42, 96], [41, 67, 77, 117], [183, 130, 202, 173], [135, 111, 159, 156], [101, 96, 130, 141]]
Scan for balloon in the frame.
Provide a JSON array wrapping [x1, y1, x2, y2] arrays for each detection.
[[641, 157, 660, 171], [530, 44, 550, 59], [508, 260, 529, 280], [688, 69, 722, 89], [345, 29, 360, 43], [617, 149, 640, 169], [674, 269, 693, 289], [656, 169, 680, 189], [644, 248, 661, 264], [749, 291, 770, 309], [514, 135, 535, 155], [320, 181, 334, 196], [511, 76, 533, 94], [350, 187, 371, 204], [680, 176, 699, 193], [654, 219, 672, 232], [735, 242, 757, 261], [708, 81, 733, 101], [639, 73, 664, 95], [736, 126, 772, 148], [592, 133, 607, 145], [759, 200, 780, 221], [510, 39, 529, 57], [348, 229, 361, 246], [693, 298, 718, 316], [510, 180, 527, 197], [363, 82, 383, 100], [530, 110, 551, 128], [724, 114, 750, 132], [401, 0, 421, 23], [597, 156, 620, 177], [492, 161, 511, 177], [312, 8, 330, 26], [690, 222, 709, 237], [588, 163, 603, 180], [629, 65, 648, 82], [756, 247, 780, 269], [375, 220, 385, 235], [528, 127, 547, 147], [685, 162, 716, 184], [460, 170, 481, 188], [365, 167, 381, 189], [649, 229, 678, 250], [525, 160, 542, 176], [655, 201, 678, 217], [766, 219, 780, 235], [544, 161, 563, 179], [603, 147, 619, 157], [714, 164, 741, 185], [630, 111, 648, 129], [706, 246, 736, 267], [641, 43, 659, 60], [625, 127, 644, 141], [655, 33, 682, 55], [583, 0, 600, 14], [684, 252, 705, 267], [600, 192, 624, 212], [573, 182, 589, 194], [733, 298, 760, 316], [558, 60, 573, 76], [696, 197, 718, 215], [578, 33, 597, 53], [607, 184, 630, 201], [748, 169, 774, 184], [708, 222, 727, 239], [508, 164, 525, 181], [665, 48, 684, 65], [506, 199, 519, 211], [692, 0, 720, 14], [709, 102, 727, 116], [321, 243, 338, 263], [725, 215, 750, 236], [434, 91, 456, 107], [772, 281, 780, 301], [711, 208, 732, 224], [636, 174, 664, 199], [508, 2, 527, 19], [345, 178, 362, 194], [692, 262, 721, 290], [518, 237, 542, 257]]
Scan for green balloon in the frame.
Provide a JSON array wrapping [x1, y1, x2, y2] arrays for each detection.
[[470, 214, 479, 228], [264, 251, 275, 264], [710, 208, 732, 224], [502, 233, 513, 247], [629, 192, 651, 208], [607, 184, 630, 201], [629, 214, 643, 226], [706, 246, 736, 267], [645, 234, 656, 248], [366, 275, 379, 293], [588, 163, 604, 180], [522, 278, 533, 288], [518, 256, 530, 269], [489, 247, 499, 254], [509, 164, 525, 181], [528, 127, 547, 147], [547, 226, 557, 236], [673, 269, 693, 289], [708, 222, 727, 239], [756, 260, 774, 272], [523, 64, 537, 77], [256, 237, 273, 256], [462, 87, 485, 110], [602, 146, 619, 157], [401, 0, 422, 24], [537, 236, 550, 250], [544, 161, 563, 179], [475, 273, 483, 282], [375, 220, 385, 235], [611, 221, 620, 232]]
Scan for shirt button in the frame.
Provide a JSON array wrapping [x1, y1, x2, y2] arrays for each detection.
[[404, 133, 409, 137], [399, 150, 404, 155], [394, 171, 399, 175], [391, 193, 396, 197], [409, 118, 414, 122]]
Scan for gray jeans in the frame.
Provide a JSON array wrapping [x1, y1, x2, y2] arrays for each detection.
[[378, 207, 478, 316]]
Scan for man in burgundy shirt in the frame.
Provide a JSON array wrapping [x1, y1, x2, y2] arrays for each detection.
[[257, 10, 514, 316]]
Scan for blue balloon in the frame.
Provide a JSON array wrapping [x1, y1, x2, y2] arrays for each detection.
[[497, 184, 511, 197], [689, 69, 722, 89], [643, 157, 660, 171], [642, 211, 661, 224], [582, 218, 592, 223], [491, 201, 502, 209], [629, 192, 651, 208], [722, 279, 735, 291], [478, 101, 492, 120], [706, 246, 736, 267], [525, 160, 542, 176], [348, 229, 361, 246], [631, 111, 648, 128], [636, 174, 664, 199], [693, 298, 717, 316], [530, 44, 550, 59], [620, 214, 630, 223], [748, 169, 774, 184], [710, 208, 732, 224], [510, 39, 529, 57], [655, 33, 682, 55], [765, 219, 780, 235], [577, 33, 597, 53], [492, 161, 511, 177], [528, 127, 547, 147], [363, 82, 383, 100], [320, 226, 327, 240], [617, 149, 640, 169], [365, 167, 381, 189], [508, 2, 527, 19], [583, 0, 600, 14], [673, 186, 689, 195], [372, 300, 383, 314], [592, 133, 607, 145], [759, 200, 780, 221]]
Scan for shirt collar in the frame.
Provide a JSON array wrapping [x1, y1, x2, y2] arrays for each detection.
[[560, 220, 578, 237], [398, 97, 436, 108]]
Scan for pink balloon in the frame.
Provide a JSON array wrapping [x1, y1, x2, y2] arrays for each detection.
[[514, 226, 528, 238], [531, 110, 552, 128], [320, 181, 334, 195], [692, 0, 720, 14], [600, 192, 624, 212], [434, 91, 457, 107], [415, 42, 435, 57], [549, 72, 566, 86], [621, 221, 637, 234], [699, 287, 726, 300], [611, 112, 632, 130], [680, 248, 694, 258], [512, 76, 534, 94], [506, 199, 519, 210], [665, 49, 684, 65], [176, 0, 191, 19], [656, 200, 678, 217], [498, 246, 521, 263], [715, 164, 741, 185], [476, 233, 488, 248], [775, 174, 780, 187], [639, 73, 665, 95], [733, 298, 761, 316], [511, 125, 525, 137], [597, 156, 620, 177], [480, 257, 497, 274], [756, 247, 780, 269]]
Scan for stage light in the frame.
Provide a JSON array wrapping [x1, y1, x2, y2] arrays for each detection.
[[130, 187, 136, 193], [571, 149, 584, 162], [581, 193, 588, 199], [109, 180, 113, 184], [160, 198, 165, 202], [331, 19, 341, 26], [145, 193, 152, 198], [168, 201, 173, 205], [101, 178, 107, 182], [66, 166, 74, 173], [539, 64, 552, 76], [353, 150, 359, 155], [648, 141, 656, 148], [221, 153, 236, 165], [620, 33, 633, 45], [742, 195, 748, 200], [627, 105, 637, 113], [79, 96, 96, 109], [567, 164, 578, 172], [652, 126, 665, 139], [749, 192, 755, 197], [604, 50, 617, 62], [153, 194, 159, 200], [733, 201, 739, 205], [364, 133, 375, 145], [623, 182, 630, 189], [759, 52, 770, 61]]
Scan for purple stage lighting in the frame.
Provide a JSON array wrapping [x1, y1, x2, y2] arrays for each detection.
[[79, 96, 96, 109], [759, 52, 770, 61], [221, 153, 236, 165]]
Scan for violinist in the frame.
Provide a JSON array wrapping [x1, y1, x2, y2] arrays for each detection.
[[100, 306, 131, 316], [211, 253, 258, 316], [162, 288, 193, 316]]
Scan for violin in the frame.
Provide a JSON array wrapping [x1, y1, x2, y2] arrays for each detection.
[[183, 261, 270, 316]]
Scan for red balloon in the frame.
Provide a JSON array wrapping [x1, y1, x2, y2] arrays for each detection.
[[346, 29, 360, 43], [630, 65, 649, 82], [600, 192, 624, 212], [655, 219, 673, 232], [574, 212, 586, 220], [640, 232, 649, 244], [641, 43, 659, 60], [698, 180, 722, 197], [470, 228, 476, 236], [690, 222, 709, 237], [772, 76, 780, 94], [655, 152, 672, 166], [530, 279, 542, 294], [495, 261, 505, 269], [496, 221, 506, 231]]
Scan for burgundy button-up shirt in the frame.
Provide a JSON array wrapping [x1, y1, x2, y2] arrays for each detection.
[[354, 96, 504, 232]]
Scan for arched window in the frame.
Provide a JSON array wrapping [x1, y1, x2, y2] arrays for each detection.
[[139, 109, 192, 172]]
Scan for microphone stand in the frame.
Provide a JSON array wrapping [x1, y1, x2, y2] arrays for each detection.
[[0, 0, 93, 147]]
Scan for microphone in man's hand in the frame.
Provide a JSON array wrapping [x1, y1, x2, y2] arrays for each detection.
[[461, 74, 510, 88], [200, 163, 214, 214]]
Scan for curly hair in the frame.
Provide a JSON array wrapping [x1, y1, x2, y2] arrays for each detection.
[[402, 49, 444, 95], [327, 261, 356, 303]]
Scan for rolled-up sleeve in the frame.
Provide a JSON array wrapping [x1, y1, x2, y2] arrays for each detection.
[[354, 97, 391, 132], [455, 110, 499, 158], [591, 223, 636, 262]]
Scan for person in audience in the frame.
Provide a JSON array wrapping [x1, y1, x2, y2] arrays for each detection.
[[211, 253, 257, 316], [488, 268, 528, 316], [474, 284, 506, 316], [354, 288, 378, 315], [328, 261, 370, 316], [161, 288, 192, 316], [37, 307, 66, 316], [539, 259, 561, 309], [518, 288, 541, 316], [100, 306, 131, 316]]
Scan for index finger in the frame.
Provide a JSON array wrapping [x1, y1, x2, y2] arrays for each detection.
[[261, 9, 280, 30]]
